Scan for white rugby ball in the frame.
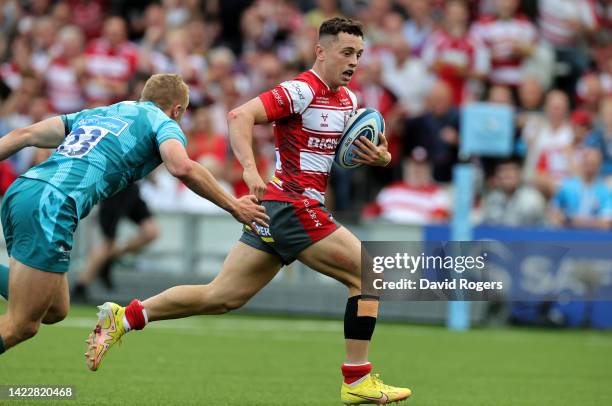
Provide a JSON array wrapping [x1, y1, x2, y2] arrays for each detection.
[[335, 108, 385, 169]]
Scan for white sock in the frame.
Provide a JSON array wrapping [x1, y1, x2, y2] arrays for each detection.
[[349, 374, 370, 386], [123, 315, 132, 332]]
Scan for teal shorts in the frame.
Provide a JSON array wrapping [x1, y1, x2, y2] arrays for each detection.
[[239, 199, 339, 265], [1, 178, 79, 273]]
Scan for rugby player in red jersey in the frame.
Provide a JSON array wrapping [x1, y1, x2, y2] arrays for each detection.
[[87, 17, 412, 404]]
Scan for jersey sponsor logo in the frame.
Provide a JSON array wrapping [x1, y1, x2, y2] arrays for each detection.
[[307, 136, 338, 150], [271, 88, 284, 107], [253, 223, 272, 237], [73, 115, 129, 136], [290, 82, 305, 101]]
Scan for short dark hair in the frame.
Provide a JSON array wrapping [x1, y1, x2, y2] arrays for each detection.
[[319, 17, 363, 39]]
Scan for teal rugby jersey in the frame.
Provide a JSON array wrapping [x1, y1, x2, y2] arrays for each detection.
[[22, 101, 186, 219]]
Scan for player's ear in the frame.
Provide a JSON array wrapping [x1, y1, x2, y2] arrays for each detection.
[[315, 43, 326, 61], [172, 104, 182, 121]]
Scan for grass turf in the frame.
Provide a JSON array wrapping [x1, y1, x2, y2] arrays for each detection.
[[0, 304, 611, 405]]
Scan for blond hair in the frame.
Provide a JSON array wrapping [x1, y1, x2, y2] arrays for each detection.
[[140, 74, 189, 111]]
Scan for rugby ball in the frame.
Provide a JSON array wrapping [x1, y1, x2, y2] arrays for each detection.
[[335, 108, 385, 169]]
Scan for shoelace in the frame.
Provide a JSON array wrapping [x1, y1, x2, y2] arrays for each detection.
[[370, 374, 393, 392]]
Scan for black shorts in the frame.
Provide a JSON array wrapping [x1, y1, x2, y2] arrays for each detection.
[[239, 199, 339, 265], [99, 183, 152, 240]]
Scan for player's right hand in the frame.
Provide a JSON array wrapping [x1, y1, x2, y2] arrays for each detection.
[[233, 194, 269, 228], [243, 169, 267, 201]]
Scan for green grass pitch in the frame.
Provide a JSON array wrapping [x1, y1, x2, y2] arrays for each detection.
[[0, 304, 611, 405]]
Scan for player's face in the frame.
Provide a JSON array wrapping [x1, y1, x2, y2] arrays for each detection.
[[325, 33, 364, 87]]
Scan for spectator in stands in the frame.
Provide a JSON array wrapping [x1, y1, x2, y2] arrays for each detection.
[[470, 0, 538, 88], [576, 72, 604, 115], [145, 28, 207, 106], [84, 16, 139, 105], [538, 0, 598, 98], [381, 33, 433, 117], [523, 90, 574, 197], [517, 76, 545, 130], [50, 1, 72, 28], [139, 3, 167, 54], [30, 16, 57, 73], [533, 109, 594, 197], [535, 109, 593, 186], [399, 0, 434, 57], [0, 36, 35, 92], [405, 80, 459, 183], [306, 0, 341, 29], [422, 0, 489, 105], [186, 107, 228, 179], [71, 0, 106, 41], [350, 58, 399, 176], [586, 96, 612, 179], [481, 157, 547, 226], [549, 148, 612, 230], [488, 85, 514, 105], [358, 0, 394, 47], [45, 25, 86, 113], [364, 147, 450, 224]]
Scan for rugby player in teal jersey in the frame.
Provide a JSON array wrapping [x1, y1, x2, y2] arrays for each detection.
[[0, 74, 268, 355]]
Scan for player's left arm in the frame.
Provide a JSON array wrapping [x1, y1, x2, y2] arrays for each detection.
[[0, 116, 65, 161], [352, 133, 392, 167]]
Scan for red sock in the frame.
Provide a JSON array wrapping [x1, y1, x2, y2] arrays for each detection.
[[124, 299, 147, 330], [341, 362, 372, 384]]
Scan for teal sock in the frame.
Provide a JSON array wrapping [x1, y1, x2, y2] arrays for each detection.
[[0, 264, 8, 300], [0, 335, 4, 354]]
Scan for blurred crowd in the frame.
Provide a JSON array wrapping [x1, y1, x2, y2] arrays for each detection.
[[1, 0, 612, 229]]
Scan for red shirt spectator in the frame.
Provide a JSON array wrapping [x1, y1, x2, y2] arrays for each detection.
[[45, 26, 86, 113], [538, 0, 598, 47], [470, 0, 538, 86], [364, 147, 450, 224], [70, 0, 106, 41], [84, 17, 139, 105], [423, 0, 488, 105]]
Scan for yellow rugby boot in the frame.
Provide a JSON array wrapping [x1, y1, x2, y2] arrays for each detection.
[[341, 373, 412, 404], [85, 302, 126, 371]]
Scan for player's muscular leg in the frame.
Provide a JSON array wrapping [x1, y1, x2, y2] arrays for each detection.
[[143, 242, 282, 321], [298, 227, 362, 296], [298, 227, 374, 365], [0, 259, 65, 350], [42, 273, 69, 324]]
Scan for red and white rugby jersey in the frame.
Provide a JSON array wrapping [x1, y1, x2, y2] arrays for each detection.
[[375, 182, 450, 225], [84, 39, 139, 104], [538, 0, 598, 46], [45, 57, 85, 113], [470, 14, 538, 86], [422, 29, 489, 105], [258, 69, 358, 204]]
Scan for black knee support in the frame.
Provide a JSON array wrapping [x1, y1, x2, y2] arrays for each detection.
[[344, 295, 379, 341]]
